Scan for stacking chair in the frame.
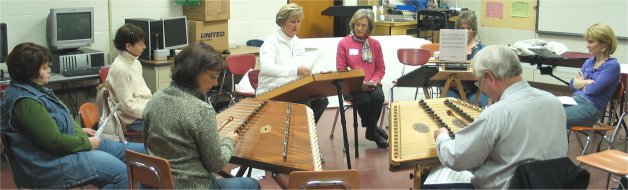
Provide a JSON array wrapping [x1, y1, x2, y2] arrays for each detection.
[[1, 134, 21, 189], [79, 102, 99, 129], [420, 43, 440, 57], [288, 169, 360, 189], [125, 150, 174, 189], [570, 81, 625, 156], [246, 39, 264, 47], [390, 48, 432, 103], [248, 69, 260, 92], [329, 100, 389, 138], [225, 54, 257, 98], [577, 150, 628, 189], [98, 67, 143, 141]]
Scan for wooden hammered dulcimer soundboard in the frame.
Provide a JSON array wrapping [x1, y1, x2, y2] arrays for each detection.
[[216, 98, 323, 174], [389, 98, 483, 170]]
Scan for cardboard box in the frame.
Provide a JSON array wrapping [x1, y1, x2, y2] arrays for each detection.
[[188, 20, 229, 51], [183, 0, 230, 21]]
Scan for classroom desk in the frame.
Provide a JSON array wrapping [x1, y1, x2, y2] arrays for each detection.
[[141, 45, 260, 93], [373, 20, 417, 36]]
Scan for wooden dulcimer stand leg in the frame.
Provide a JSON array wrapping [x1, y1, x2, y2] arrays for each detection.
[[440, 74, 481, 106]]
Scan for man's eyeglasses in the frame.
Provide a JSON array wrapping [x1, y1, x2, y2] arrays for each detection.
[[474, 73, 487, 87]]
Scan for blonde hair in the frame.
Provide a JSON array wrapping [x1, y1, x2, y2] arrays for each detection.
[[349, 9, 375, 35], [275, 3, 303, 27], [585, 23, 618, 56]]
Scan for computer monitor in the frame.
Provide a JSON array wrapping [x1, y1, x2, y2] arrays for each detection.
[[0, 23, 7, 63], [46, 7, 94, 52], [162, 16, 188, 50]]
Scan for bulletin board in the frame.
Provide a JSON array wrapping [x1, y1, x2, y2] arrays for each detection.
[[480, 0, 537, 30]]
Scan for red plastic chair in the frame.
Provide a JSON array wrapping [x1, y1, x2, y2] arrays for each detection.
[[420, 43, 440, 57], [99, 66, 109, 84], [391, 48, 432, 102], [248, 69, 260, 91], [225, 54, 256, 98]]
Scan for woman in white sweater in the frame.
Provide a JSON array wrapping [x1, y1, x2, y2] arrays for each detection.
[[257, 3, 329, 123], [106, 24, 152, 132]]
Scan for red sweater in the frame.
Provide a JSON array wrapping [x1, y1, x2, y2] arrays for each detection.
[[336, 35, 386, 84]]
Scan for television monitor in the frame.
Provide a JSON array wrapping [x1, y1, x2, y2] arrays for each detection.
[[162, 16, 188, 50], [1, 23, 7, 63], [46, 7, 94, 52]]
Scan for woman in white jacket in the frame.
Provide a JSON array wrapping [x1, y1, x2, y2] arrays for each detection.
[[257, 3, 328, 123]]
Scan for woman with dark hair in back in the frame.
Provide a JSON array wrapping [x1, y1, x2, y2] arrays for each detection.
[[0, 42, 145, 189], [143, 42, 260, 189], [107, 23, 151, 133], [445, 10, 489, 107], [336, 9, 388, 148]]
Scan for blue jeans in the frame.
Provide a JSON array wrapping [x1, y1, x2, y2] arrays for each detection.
[[128, 119, 144, 132], [564, 94, 602, 128], [208, 175, 260, 189], [85, 139, 146, 189], [446, 89, 489, 108]]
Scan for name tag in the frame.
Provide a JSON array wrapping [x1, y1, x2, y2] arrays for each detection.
[[349, 48, 359, 55], [293, 48, 304, 56]]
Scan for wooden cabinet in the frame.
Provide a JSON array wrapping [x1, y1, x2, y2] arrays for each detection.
[[373, 21, 417, 36]]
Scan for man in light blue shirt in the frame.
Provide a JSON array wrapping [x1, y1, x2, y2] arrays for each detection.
[[432, 45, 568, 189]]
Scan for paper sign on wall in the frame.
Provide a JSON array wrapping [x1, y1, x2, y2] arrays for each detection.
[[486, 1, 503, 18], [512, 1, 530, 18]]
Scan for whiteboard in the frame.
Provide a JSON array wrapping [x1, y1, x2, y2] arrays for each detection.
[[536, 0, 628, 39]]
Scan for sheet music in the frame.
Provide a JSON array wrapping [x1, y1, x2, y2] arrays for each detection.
[[424, 165, 474, 185], [439, 29, 468, 62], [556, 96, 577, 105], [303, 49, 322, 72]]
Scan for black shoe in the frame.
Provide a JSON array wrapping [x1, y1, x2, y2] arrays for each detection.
[[365, 130, 378, 141], [366, 130, 389, 148], [375, 127, 388, 140], [374, 137, 389, 148]]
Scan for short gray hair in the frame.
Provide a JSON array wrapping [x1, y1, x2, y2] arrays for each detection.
[[349, 9, 375, 35], [275, 3, 303, 27], [472, 45, 522, 80]]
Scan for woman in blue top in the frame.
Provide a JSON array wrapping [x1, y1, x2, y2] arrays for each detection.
[[445, 10, 489, 107], [566, 23, 620, 128], [0, 42, 146, 189]]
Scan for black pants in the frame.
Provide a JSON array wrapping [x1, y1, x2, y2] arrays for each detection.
[[350, 86, 384, 131], [295, 97, 329, 124]]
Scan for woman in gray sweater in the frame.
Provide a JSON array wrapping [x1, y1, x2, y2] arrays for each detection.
[[143, 42, 260, 189]]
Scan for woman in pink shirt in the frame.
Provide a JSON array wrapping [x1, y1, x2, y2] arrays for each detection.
[[336, 9, 388, 148]]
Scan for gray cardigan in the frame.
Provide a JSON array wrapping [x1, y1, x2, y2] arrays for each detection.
[[143, 85, 235, 189]]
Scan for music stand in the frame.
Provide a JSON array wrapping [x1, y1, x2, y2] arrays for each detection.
[[524, 48, 589, 85], [257, 70, 365, 169]]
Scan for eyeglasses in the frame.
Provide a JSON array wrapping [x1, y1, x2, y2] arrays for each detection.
[[354, 23, 369, 29], [474, 80, 482, 88]]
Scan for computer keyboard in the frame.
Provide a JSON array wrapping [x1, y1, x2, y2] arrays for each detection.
[[62, 67, 101, 77]]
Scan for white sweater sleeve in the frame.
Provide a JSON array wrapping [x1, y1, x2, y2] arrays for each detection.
[[259, 37, 298, 78]]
